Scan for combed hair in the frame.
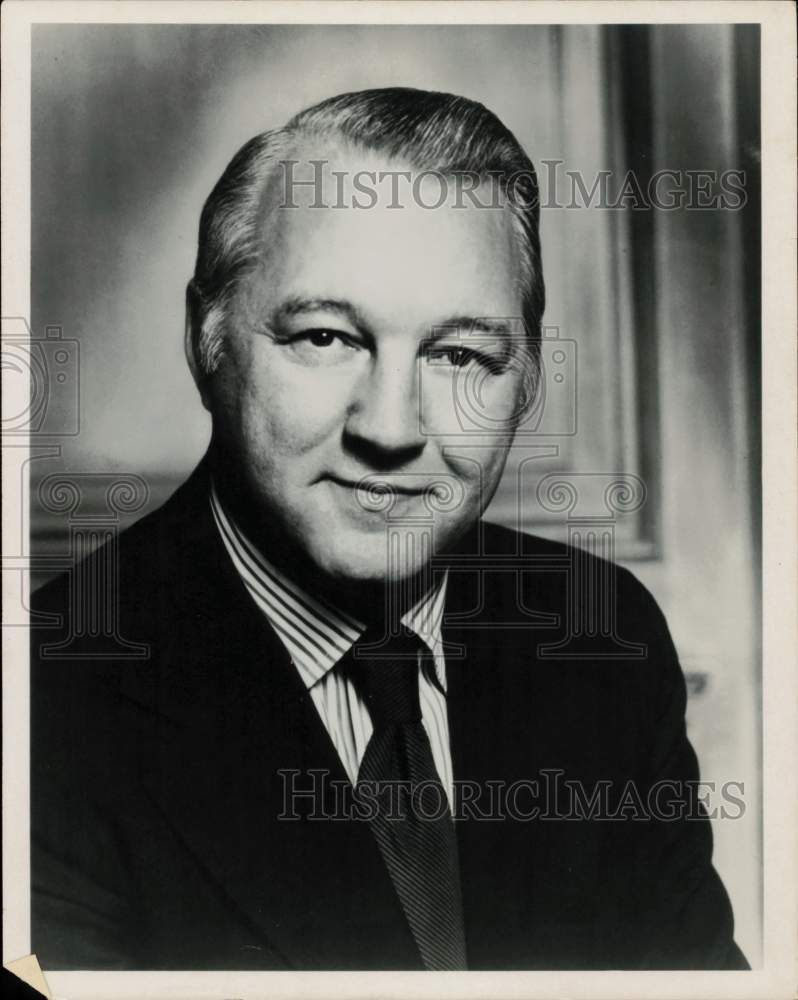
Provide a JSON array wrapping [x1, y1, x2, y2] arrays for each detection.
[[188, 87, 545, 376]]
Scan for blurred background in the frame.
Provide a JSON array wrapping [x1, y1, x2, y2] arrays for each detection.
[[26, 23, 761, 963]]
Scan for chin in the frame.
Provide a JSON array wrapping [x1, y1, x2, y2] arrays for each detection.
[[308, 528, 433, 587], [314, 551, 423, 586]]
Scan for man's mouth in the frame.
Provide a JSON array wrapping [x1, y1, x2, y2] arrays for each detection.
[[324, 475, 458, 518], [327, 475, 445, 499]]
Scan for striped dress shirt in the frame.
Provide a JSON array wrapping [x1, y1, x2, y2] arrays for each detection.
[[209, 485, 454, 805]]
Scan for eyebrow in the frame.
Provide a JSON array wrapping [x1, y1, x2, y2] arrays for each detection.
[[270, 296, 367, 332], [428, 316, 517, 338]]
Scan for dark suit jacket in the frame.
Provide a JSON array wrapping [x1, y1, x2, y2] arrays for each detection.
[[30, 463, 748, 970]]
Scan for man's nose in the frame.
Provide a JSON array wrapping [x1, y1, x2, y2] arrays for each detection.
[[343, 353, 426, 468]]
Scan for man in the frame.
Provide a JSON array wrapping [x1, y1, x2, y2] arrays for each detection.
[[31, 88, 747, 971]]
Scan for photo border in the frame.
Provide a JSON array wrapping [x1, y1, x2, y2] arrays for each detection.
[[3, 2, 795, 998]]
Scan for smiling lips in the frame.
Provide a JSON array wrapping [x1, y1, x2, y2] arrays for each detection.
[[328, 476, 444, 498]]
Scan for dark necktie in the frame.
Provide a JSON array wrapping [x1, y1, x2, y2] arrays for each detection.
[[349, 625, 467, 970]]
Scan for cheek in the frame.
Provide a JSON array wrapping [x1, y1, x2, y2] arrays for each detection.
[[462, 440, 513, 486], [473, 370, 528, 424], [224, 343, 356, 458], [440, 438, 513, 518], [422, 368, 526, 439]]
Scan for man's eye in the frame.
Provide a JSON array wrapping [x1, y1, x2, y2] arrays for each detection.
[[306, 330, 339, 348], [425, 345, 507, 375], [285, 329, 359, 366]]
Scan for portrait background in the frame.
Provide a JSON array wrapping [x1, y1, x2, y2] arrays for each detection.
[[27, 23, 761, 962]]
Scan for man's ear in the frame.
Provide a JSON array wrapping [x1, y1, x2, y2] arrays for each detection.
[[184, 281, 213, 412]]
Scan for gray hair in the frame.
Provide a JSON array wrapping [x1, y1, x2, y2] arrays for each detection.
[[187, 87, 545, 377]]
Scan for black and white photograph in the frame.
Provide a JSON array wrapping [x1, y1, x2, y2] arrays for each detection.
[[2, 2, 796, 998]]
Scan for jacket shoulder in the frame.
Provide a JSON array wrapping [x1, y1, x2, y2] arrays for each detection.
[[31, 465, 211, 615], [478, 519, 662, 614]]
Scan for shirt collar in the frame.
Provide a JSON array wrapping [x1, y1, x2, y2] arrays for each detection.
[[209, 482, 449, 690]]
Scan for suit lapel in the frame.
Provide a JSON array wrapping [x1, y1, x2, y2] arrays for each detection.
[[122, 464, 422, 969], [443, 525, 611, 968], [443, 543, 546, 968]]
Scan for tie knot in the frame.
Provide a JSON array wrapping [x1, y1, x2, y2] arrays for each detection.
[[352, 625, 423, 726]]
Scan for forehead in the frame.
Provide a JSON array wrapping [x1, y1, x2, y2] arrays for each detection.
[[242, 139, 522, 327]]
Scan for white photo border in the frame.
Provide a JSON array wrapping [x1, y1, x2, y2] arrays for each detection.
[[2, 2, 795, 998]]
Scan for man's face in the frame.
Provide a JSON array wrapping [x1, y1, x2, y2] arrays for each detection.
[[201, 146, 533, 586]]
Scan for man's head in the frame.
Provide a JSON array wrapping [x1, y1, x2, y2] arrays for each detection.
[[186, 88, 545, 593]]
